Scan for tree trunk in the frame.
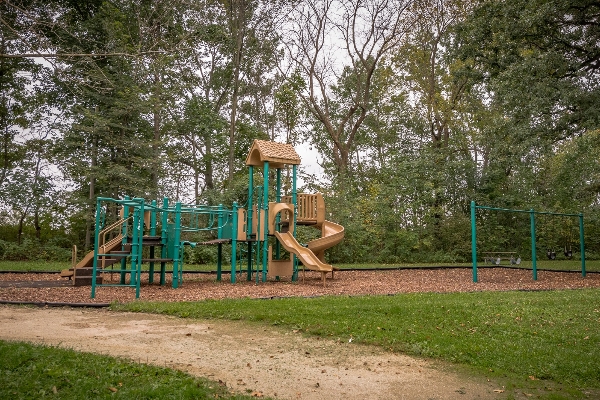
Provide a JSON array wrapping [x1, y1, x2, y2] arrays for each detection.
[[34, 209, 41, 240], [85, 133, 97, 252], [205, 133, 214, 190], [17, 213, 26, 246], [152, 71, 161, 195], [227, 0, 247, 181]]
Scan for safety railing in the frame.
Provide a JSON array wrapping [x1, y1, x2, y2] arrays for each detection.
[[281, 193, 324, 224]]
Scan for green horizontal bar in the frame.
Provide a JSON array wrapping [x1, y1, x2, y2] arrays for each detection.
[[475, 205, 580, 217], [95, 284, 137, 287]]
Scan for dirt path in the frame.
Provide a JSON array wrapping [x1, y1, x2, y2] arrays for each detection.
[[0, 306, 504, 400]]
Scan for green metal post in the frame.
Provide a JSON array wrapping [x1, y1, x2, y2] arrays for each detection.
[[160, 197, 169, 286], [530, 209, 537, 281], [217, 243, 223, 281], [131, 198, 145, 298], [247, 166, 254, 281], [255, 188, 262, 285], [471, 201, 478, 283], [90, 198, 103, 298], [276, 168, 281, 202], [217, 204, 223, 282], [149, 199, 157, 284], [217, 204, 224, 239], [580, 213, 586, 277], [130, 203, 140, 287], [172, 202, 182, 289], [275, 168, 281, 260], [231, 202, 238, 283], [262, 161, 269, 282], [292, 165, 298, 281], [120, 196, 130, 284]]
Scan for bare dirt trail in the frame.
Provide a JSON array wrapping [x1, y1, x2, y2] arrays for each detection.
[[0, 306, 505, 400]]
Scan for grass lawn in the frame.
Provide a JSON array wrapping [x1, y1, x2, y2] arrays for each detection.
[[0, 340, 268, 399], [114, 289, 600, 399], [2, 259, 600, 398], [1, 259, 598, 273]]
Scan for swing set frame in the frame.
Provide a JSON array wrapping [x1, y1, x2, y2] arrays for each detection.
[[470, 201, 586, 283]]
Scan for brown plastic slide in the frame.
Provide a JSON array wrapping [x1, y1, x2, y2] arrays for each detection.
[[307, 221, 345, 259], [274, 231, 334, 285]]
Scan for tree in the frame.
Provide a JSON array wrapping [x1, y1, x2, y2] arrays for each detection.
[[454, 0, 600, 144], [0, 0, 43, 189], [283, 0, 415, 175], [166, 96, 228, 202], [4, 137, 55, 244], [219, 0, 282, 180]]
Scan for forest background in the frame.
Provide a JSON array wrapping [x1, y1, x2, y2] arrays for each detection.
[[1, 0, 599, 265]]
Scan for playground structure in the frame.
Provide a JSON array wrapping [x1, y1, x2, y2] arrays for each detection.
[[62, 140, 344, 298], [470, 201, 586, 283]]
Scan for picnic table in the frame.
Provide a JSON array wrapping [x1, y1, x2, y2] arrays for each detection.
[[482, 252, 521, 265]]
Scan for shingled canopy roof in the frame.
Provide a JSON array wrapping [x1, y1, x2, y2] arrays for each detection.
[[245, 139, 301, 168]]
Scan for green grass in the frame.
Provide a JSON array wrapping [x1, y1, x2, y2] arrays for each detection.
[[0, 340, 268, 400], [0, 261, 70, 272], [0, 261, 217, 273], [114, 289, 600, 396], [2, 259, 598, 272]]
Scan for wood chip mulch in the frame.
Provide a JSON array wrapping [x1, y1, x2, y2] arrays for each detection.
[[0, 268, 598, 305]]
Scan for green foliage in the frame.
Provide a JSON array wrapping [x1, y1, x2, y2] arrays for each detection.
[[2, 0, 600, 267], [0, 340, 263, 399], [116, 289, 600, 391], [454, 0, 600, 142], [0, 239, 71, 262]]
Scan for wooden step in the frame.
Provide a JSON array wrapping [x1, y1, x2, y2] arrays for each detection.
[[110, 250, 130, 255], [73, 267, 102, 286], [74, 267, 94, 277], [74, 275, 103, 286], [97, 258, 121, 268], [127, 236, 163, 245], [60, 269, 74, 279]]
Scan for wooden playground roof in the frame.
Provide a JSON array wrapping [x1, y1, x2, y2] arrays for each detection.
[[245, 139, 301, 168]]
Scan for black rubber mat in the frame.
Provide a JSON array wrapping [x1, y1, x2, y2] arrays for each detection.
[[0, 280, 72, 288]]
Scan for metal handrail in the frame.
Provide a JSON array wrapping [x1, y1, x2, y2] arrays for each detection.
[[99, 217, 132, 248]]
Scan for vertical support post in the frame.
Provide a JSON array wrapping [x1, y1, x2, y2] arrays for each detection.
[[149, 200, 157, 284], [129, 203, 140, 287], [120, 196, 130, 284], [217, 243, 223, 281], [231, 202, 238, 283], [247, 166, 254, 281], [90, 198, 103, 298], [171, 202, 182, 289], [160, 197, 169, 286], [262, 161, 269, 282], [255, 189, 262, 285], [275, 168, 282, 260], [292, 165, 298, 281], [471, 201, 478, 283], [130, 198, 145, 298], [247, 241, 253, 281], [216, 204, 223, 282], [530, 209, 537, 281], [247, 167, 254, 239], [580, 213, 586, 277], [217, 204, 224, 239], [137, 199, 145, 297]]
